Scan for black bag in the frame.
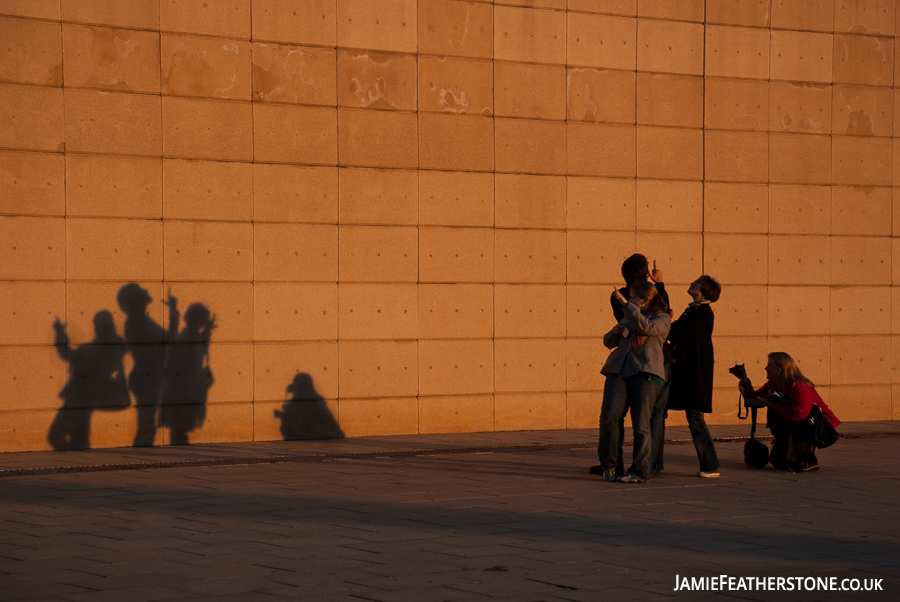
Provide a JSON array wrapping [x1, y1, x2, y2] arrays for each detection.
[[800, 404, 840, 449], [744, 407, 770, 469]]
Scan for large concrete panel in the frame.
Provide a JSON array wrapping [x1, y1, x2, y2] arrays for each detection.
[[161, 34, 251, 101], [418, 56, 493, 116], [250, 42, 336, 105], [339, 341, 418, 399], [418, 340, 493, 396], [419, 227, 493, 283], [251, 0, 335, 47], [418, 284, 493, 341], [68, 155, 162, 219], [566, 177, 635, 231], [159, 0, 249, 38], [418, 395, 494, 434], [337, 0, 417, 54], [163, 221, 253, 282], [0, 17, 62, 86], [62, 24, 160, 94], [254, 223, 338, 283], [494, 284, 566, 339], [494, 62, 565, 121], [416, 0, 492, 59], [496, 174, 566, 230], [338, 283, 418, 341], [494, 5, 566, 65], [0, 150, 65, 217], [67, 218, 162, 281], [566, 12, 635, 70], [705, 25, 769, 79]]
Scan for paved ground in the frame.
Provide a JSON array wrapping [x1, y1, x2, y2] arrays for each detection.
[[1, 422, 898, 601]]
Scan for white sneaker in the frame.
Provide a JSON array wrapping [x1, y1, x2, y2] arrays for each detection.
[[697, 471, 720, 478]]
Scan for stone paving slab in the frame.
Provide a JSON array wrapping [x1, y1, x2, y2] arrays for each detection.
[[0, 422, 898, 600]]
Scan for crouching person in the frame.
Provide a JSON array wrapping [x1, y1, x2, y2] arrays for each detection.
[[739, 352, 841, 472]]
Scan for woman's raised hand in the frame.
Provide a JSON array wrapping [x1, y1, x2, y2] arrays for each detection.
[[650, 260, 663, 283]]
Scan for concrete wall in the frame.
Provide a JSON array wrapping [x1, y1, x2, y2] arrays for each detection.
[[1, 0, 898, 452]]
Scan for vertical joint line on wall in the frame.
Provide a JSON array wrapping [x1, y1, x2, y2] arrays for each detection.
[[701, 1, 707, 274], [249, 1, 254, 437], [334, 9, 340, 410]]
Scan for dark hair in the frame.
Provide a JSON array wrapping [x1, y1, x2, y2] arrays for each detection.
[[630, 281, 668, 313], [697, 275, 721, 303], [621, 254, 650, 286]]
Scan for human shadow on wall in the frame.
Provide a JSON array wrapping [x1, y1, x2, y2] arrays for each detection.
[[49, 311, 130, 450], [117, 283, 165, 447], [274, 373, 344, 440], [49, 283, 215, 450], [163, 299, 215, 445]]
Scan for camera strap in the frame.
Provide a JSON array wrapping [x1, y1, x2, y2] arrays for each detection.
[[737, 389, 748, 420]]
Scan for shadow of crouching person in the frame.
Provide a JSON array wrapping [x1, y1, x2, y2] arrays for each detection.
[[274, 373, 343, 440]]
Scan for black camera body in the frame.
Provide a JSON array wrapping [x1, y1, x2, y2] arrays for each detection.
[[767, 391, 790, 406], [728, 363, 747, 381]]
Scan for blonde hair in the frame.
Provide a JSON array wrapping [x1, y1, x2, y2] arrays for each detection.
[[630, 281, 667, 312], [768, 352, 815, 388]]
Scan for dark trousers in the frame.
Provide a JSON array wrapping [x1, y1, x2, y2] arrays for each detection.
[[598, 374, 661, 481], [649, 365, 671, 475], [685, 409, 720, 472], [768, 412, 817, 470]]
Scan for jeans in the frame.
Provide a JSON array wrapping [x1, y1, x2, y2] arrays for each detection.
[[686, 409, 720, 472], [598, 375, 627, 475], [649, 364, 671, 475], [598, 374, 662, 481]]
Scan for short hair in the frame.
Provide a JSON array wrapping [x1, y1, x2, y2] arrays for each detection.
[[621, 254, 650, 286], [697, 275, 721, 303], [630, 281, 668, 313]]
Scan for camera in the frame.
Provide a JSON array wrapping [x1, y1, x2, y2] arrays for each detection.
[[767, 391, 789, 406], [728, 363, 747, 381]]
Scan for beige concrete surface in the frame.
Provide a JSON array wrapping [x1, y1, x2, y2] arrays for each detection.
[[3, 1, 900, 452]]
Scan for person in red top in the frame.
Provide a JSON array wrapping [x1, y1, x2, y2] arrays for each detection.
[[739, 352, 840, 472]]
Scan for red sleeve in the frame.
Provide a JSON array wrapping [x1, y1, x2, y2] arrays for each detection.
[[770, 382, 834, 423]]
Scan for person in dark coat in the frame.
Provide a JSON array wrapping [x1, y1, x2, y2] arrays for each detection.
[[667, 275, 721, 477]]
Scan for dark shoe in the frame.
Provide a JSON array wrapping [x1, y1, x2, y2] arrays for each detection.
[[589, 465, 618, 481]]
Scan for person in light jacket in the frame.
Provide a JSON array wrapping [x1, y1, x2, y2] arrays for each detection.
[[592, 281, 671, 483]]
